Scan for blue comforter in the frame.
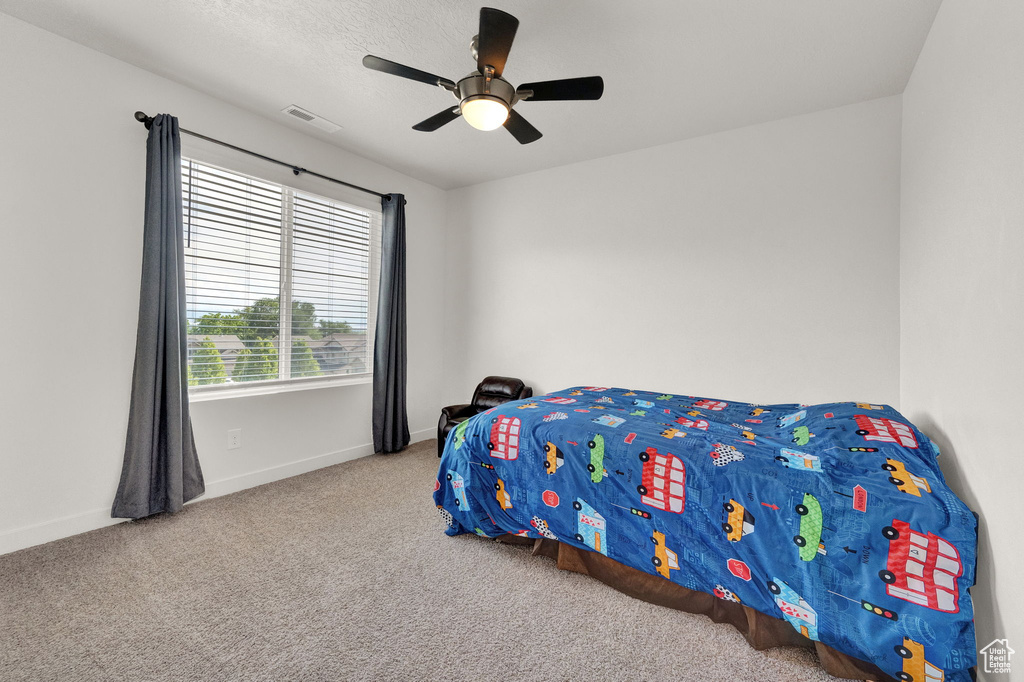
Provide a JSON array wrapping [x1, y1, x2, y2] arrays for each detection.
[[434, 387, 977, 680]]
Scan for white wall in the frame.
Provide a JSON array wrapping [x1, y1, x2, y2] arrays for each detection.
[[900, 0, 1024, 655], [0, 13, 447, 554], [444, 96, 902, 409]]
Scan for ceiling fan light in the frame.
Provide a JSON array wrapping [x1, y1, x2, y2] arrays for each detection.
[[460, 96, 509, 131]]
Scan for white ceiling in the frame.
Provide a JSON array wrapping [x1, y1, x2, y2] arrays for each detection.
[[0, 0, 941, 189]]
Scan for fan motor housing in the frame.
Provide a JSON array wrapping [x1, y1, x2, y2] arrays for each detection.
[[456, 74, 515, 107]]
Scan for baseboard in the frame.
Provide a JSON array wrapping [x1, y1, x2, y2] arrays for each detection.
[[410, 426, 434, 442], [200, 427, 432, 497], [201, 441, 377, 500], [0, 427, 436, 557], [0, 509, 124, 558]]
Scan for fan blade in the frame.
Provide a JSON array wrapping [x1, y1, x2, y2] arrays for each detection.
[[412, 107, 462, 132], [476, 8, 518, 77], [517, 76, 604, 101], [362, 55, 455, 90], [503, 109, 542, 144]]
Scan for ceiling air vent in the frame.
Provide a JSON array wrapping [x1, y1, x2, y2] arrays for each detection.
[[281, 105, 342, 133]]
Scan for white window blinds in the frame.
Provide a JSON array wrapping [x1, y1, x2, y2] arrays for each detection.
[[182, 158, 380, 391]]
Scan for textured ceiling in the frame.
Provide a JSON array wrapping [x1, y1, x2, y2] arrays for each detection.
[[0, 0, 941, 189]]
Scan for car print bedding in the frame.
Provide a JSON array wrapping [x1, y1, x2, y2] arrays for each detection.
[[433, 386, 978, 682]]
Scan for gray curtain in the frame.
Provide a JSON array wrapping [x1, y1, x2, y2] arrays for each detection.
[[372, 193, 410, 453], [112, 114, 205, 519]]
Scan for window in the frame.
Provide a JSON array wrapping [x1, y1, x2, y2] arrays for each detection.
[[182, 158, 380, 394]]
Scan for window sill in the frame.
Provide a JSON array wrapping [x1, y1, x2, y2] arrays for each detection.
[[188, 373, 372, 402]]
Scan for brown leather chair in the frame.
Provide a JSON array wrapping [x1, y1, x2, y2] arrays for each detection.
[[438, 376, 533, 456]]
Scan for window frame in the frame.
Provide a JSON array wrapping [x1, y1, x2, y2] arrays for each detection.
[[180, 152, 382, 402]]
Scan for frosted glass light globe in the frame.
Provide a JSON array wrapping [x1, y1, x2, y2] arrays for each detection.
[[460, 97, 510, 131]]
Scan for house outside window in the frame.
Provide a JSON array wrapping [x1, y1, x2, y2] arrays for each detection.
[[182, 158, 380, 394]]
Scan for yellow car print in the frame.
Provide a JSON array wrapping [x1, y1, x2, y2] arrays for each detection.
[[494, 478, 513, 510], [894, 638, 945, 682], [722, 499, 756, 542], [882, 458, 932, 497], [650, 531, 680, 579], [544, 441, 564, 473]]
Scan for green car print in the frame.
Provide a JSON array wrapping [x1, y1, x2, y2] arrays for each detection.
[[453, 419, 469, 450], [793, 493, 825, 561], [792, 425, 812, 446], [587, 434, 606, 483]]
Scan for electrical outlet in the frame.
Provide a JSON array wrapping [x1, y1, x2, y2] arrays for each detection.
[[227, 429, 242, 450]]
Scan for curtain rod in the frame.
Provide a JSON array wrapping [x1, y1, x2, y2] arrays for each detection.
[[133, 111, 389, 200]]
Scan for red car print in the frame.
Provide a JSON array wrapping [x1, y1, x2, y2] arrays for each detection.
[[879, 519, 962, 613], [675, 416, 709, 430], [637, 447, 686, 513], [853, 415, 919, 448], [487, 415, 521, 460], [693, 399, 727, 411]]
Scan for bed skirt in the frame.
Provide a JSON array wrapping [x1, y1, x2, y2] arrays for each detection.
[[495, 534, 897, 682]]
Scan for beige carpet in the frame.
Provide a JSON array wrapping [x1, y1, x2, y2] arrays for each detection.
[[0, 440, 843, 681]]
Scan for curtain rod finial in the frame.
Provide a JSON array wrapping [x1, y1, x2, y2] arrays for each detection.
[[134, 111, 153, 129]]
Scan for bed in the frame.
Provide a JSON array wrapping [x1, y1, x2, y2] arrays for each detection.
[[433, 386, 978, 681]]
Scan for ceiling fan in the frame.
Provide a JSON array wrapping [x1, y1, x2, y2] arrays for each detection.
[[362, 7, 604, 144]]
